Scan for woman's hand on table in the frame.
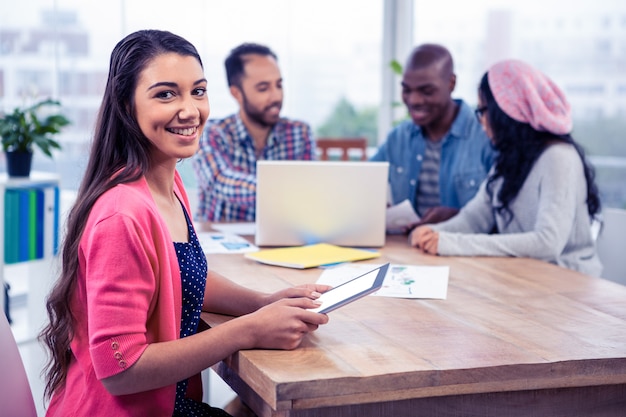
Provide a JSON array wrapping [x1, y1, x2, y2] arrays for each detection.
[[410, 225, 440, 255]]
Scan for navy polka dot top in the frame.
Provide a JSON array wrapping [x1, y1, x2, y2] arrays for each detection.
[[172, 204, 231, 417]]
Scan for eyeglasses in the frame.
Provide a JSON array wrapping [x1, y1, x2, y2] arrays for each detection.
[[474, 106, 487, 121]]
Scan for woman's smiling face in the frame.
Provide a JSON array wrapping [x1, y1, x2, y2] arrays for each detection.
[[133, 52, 210, 163]]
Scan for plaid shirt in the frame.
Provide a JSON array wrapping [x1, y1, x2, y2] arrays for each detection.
[[192, 113, 315, 222]]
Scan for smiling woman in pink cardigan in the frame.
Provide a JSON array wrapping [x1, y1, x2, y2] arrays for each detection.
[[39, 30, 329, 417]]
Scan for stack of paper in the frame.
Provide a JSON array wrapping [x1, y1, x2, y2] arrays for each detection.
[[244, 243, 379, 269]]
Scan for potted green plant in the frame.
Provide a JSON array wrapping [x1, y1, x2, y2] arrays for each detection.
[[0, 98, 70, 177]]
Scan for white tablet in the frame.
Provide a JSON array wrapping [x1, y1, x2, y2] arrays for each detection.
[[310, 263, 389, 314]]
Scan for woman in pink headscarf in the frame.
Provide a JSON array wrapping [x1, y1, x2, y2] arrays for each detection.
[[410, 59, 602, 276]]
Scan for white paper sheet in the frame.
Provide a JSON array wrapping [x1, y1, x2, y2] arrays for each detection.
[[386, 199, 420, 234], [316, 263, 449, 299], [197, 232, 259, 254]]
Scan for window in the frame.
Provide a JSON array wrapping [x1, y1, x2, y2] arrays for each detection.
[[2, 0, 624, 209], [0, 0, 383, 190], [414, 0, 626, 209]]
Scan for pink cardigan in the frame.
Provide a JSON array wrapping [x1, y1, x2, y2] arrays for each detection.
[[47, 172, 202, 416]]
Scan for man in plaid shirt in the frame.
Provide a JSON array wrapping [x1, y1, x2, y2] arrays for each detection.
[[192, 43, 315, 222]]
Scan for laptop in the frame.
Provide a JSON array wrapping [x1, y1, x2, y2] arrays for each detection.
[[255, 160, 389, 247]]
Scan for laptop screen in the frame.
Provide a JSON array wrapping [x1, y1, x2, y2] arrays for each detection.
[[255, 160, 389, 247]]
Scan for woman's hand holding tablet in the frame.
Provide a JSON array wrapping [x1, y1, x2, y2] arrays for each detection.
[[309, 263, 389, 314]]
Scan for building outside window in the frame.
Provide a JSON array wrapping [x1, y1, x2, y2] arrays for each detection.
[[0, 0, 383, 191], [1, 0, 625, 208], [415, 0, 626, 209]]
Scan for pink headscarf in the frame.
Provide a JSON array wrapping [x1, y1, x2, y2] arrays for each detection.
[[487, 59, 572, 135]]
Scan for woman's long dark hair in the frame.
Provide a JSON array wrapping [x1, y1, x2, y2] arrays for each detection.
[[39, 30, 203, 400], [479, 73, 600, 224]]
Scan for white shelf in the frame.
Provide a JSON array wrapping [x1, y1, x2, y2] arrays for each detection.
[[1, 172, 60, 341]]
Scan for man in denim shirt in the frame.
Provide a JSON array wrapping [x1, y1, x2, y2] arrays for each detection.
[[371, 44, 495, 229]]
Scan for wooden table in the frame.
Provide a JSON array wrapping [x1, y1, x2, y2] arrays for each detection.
[[202, 235, 626, 417]]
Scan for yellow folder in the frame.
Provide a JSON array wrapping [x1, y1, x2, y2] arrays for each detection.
[[244, 243, 380, 269]]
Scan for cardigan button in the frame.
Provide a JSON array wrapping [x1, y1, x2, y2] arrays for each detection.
[[114, 351, 123, 360], [111, 341, 119, 350], [118, 360, 127, 368]]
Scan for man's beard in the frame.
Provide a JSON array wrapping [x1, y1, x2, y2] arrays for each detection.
[[241, 90, 281, 128]]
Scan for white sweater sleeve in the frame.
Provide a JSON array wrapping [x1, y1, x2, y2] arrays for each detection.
[[434, 145, 584, 260], [433, 178, 495, 234]]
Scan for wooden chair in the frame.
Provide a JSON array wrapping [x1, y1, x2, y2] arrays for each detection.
[[316, 137, 368, 161]]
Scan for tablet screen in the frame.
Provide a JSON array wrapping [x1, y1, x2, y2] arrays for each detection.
[[310, 263, 389, 314]]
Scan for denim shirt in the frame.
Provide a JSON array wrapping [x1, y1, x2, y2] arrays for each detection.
[[370, 99, 496, 210]]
